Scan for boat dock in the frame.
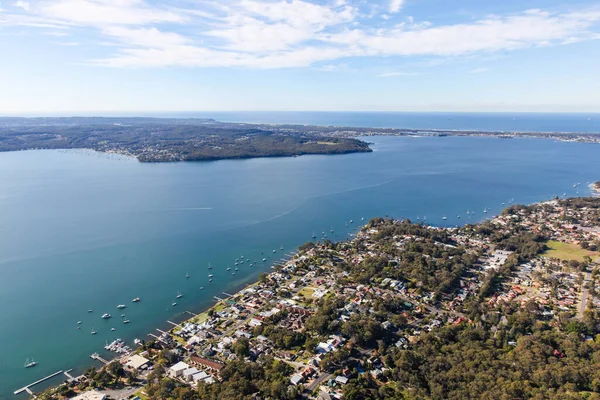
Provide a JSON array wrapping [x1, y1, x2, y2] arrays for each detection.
[[184, 311, 197, 316], [213, 296, 223, 302], [90, 353, 108, 364], [14, 370, 63, 396], [167, 320, 179, 327], [222, 292, 233, 297], [63, 369, 75, 380]]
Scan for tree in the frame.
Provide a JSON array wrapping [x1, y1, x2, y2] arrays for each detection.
[[234, 337, 251, 358]]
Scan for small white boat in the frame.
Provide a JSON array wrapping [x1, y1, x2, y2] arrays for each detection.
[[186, 272, 190, 279], [226, 265, 231, 271], [77, 321, 82, 325], [88, 309, 93, 313], [176, 291, 183, 299], [208, 263, 213, 270], [208, 274, 213, 278], [117, 304, 126, 309], [123, 319, 130, 324], [209, 278, 213, 282], [24, 358, 37, 368], [111, 328, 116, 331], [350, 220, 353, 223], [199, 287, 204, 290], [172, 301, 177, 306], [101, 313, 112, 319], [442, 216, 447, 220], [272, 249, 276, 253], [263, 258, 267, 262], [132, 297, 140, 303], [91, 327, 98, 335]]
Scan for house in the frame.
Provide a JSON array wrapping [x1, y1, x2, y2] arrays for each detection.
[[190, 356, 225, 374], [192, 371, 210, 383], [168, 361, 190, 378], [125, 354, 150, 370], [335, 376, 349, 385], [290, 373, 304, 386], [183, 367, 200, 382], [70, 391, 107, 400]]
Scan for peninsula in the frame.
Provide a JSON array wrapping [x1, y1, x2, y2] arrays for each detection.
[[0, 117, 371, 162], [1, 117, 598, 163], [35, 197, 600, 400]]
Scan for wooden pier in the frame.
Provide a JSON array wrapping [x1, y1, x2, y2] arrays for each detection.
[[14, 370, 63, 396], [222, 292, 233, 297], [90, 353, 108, 364], [167, 320, 179, 327], [184, 311, 198, 316], [63, 369, 75, 380]]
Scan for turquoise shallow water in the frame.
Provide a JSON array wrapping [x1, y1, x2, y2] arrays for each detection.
[[0, 135, 599, 398]]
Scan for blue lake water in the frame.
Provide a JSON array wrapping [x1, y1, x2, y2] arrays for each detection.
[[147, 111, 599, 133], [0, 135, 599, 398]]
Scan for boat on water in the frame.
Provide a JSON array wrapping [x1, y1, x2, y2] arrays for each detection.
[[209, 278, 213, 282], [101, 313, 112, 319], [176, 291, 183, 299], [77, 321, 82, 325], [91, 327, 98, 335], [208, 263, 213, 270], [132, 297, 140, 302], [117, 304, 126, 309], [134, 338, 142, 346], [208, 273, 213, 278], [226, 265, 231, 271], [186, 272, 190, 279], [88, 309, 93, 313], [123, 319, 130, 324], [232, 272, 236, 275], [111, 328, 116, 331], [350, 219, 353, 224], [200, 287, 204, 290], [483, 208, 488, 213], [442, 216, 447, 220], [280, 245, 284, 250], [235, 266, 239, 271], [24, 358, 37, 368], [172, 301, 177, 306], [263, 258, 267, 262], [272, 249, 276, 253], [312, 232, 317, 239]]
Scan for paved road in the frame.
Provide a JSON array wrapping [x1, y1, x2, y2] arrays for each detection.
[[578, 272, 592, 319], [305, 372, 334, 394], [100, 385, 142, 399]]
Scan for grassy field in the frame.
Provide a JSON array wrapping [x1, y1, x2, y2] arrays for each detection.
[[298, 287, 315, 298], [542, 240, 600, 262]]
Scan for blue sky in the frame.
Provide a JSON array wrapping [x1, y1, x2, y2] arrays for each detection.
[[1, 0, 600, 113]]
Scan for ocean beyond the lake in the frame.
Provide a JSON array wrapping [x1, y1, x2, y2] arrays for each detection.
[[0, 133, 599, 398]]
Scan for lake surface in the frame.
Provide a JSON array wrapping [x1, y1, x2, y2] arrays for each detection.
[[0, 135, 599, 398], [149, 111, 599, 133]]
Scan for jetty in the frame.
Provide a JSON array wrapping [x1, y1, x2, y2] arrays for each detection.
[[222, 292, 233, 297], [213, 296, 223, 302], [184, 311, 197, 317], [167, 320, 179, 327], [90, 353, 108, 364], [14, 370, 63, 396]]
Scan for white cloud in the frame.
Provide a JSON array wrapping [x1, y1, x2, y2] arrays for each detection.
[[14, 1, 30, 11], [389, 0, 404, 14], [1, 1, 600, 70], [469, 67, 488, 74], [377, 71, 422, 77]]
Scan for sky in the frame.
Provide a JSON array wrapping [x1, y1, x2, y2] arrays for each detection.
[[1, 0, 600, 113]]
